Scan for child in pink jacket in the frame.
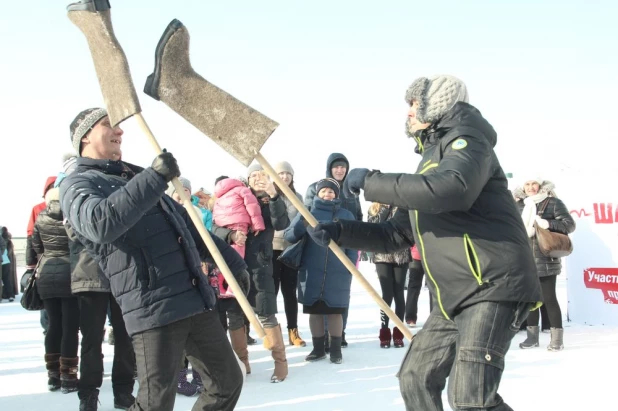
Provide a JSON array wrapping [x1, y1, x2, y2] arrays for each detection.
[[213, 177, 265, 258]]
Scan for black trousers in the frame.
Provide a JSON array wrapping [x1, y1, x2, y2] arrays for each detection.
[[272, 250, 299, 329], [130, 311, 243, 411], [527, 275, 563, 328], [375, 263, 407, 328], [43, 297, 80, 358], [1, 264, 15, 299], [77, 292, 135, 398], [405, 259, 434, 323]]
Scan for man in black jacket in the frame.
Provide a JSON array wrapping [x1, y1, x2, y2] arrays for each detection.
[[60, 108, 249, 411], [307, 76, 542, 411]]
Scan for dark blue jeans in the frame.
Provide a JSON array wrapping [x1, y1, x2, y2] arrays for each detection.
[[398, 301, 531, 410]]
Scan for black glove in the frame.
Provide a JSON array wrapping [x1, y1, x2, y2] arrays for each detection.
[[151, 151, 180, 182], [307, 222, 341, 247], [344, 168, 370, 197], [236, 269, 251, 296]]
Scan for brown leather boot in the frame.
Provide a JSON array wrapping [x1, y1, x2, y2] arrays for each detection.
[[60, 356, 79, 394], [230, 327, 251, 374], [45, 353, 61, 391], [288, 328, 306, 347], [264, 325, 288, 383]]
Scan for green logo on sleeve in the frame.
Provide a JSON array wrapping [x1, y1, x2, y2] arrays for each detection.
[[452, 139, 468, 150]]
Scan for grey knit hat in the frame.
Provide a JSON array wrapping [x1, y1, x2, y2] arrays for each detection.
[[69, 107, 108, 155], [405, 75, 469, 124], [165, 176, 192, 197], [274, 161, 294, 176], [247, 163, 264, 177]]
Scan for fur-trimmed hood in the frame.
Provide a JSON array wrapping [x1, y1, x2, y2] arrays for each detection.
[[512, 180, 557, 201]]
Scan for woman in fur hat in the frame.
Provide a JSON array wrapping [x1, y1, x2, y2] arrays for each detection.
[[513, 177, 575, 351]]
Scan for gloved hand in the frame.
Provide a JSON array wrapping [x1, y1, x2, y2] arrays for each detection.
[[535, 216, 550, 229], [151, 150, 180, 182], [344, 168, 370, 197], [236, 269, 251, 296], [307, 222, 341, 247]]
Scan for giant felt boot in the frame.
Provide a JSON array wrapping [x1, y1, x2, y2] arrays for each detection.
[[45, 353, 61, 391], [230, 327, 251, 375], [60, 356, 79, 394], [144, 19, 279, 167], [264, 325, 288, 383]]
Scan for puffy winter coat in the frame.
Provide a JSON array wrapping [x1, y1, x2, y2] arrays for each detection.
[[513, 183, 576, 277], [284, 198, 358, 308], [60, 158, 247, 336], [213, 191, 289, 316], [26, 176, 57, 268], [304, 153, 363, 221], [273, 191, 303, 251], [367, 205, 411, 265], [31, 192, 73, 300], [213, 178, 265, 233], [335, 102, 542, 320]]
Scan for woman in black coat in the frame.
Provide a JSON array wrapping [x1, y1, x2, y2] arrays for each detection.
[[32, 188, 80, 393], [514, 178, 575, 351]]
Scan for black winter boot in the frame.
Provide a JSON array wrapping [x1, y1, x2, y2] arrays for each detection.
[[519, 326, 540, 349], [60, 356, 79, 394], [79, 389, 100, 411], [45, 353, 61, 391], [113, 392, 136, 410], [330, 336, 343, 364], [305, 337, 326, 362]]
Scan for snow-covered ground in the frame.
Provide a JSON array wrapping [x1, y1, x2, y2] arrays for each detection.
[[1, 263, 616, 410]]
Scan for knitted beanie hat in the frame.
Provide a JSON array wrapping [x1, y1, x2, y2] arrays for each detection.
[[405, 75, 469, 124], [247, 163, 264, 177], [315, 178, 340, 198], [69, 108, 108, 155], [165, 176, 192, 197], [274, 161, 294, 176]]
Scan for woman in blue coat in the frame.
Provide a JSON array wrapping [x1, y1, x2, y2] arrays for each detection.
[[284, 178, 357, 364]]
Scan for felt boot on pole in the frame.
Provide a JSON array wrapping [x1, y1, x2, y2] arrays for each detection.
[[143, 19, 412, 342], [144, 19, 279, 167], [66, 0, 267, 342]]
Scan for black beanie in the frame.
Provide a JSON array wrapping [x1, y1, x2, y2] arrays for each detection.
[[315, 178, 340, 198]]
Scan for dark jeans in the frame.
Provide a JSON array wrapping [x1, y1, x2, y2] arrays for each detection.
[[376, 263, 407, 328], [130, 311, 243, 411], [217, 298, 245, 331], [272, 250, 299, 329], [1, 264, 15, 299], [526, 275, 562, 328], [43, 297, 80, 358], [77, 292, 135, 398], [398, 301, 531, 410]]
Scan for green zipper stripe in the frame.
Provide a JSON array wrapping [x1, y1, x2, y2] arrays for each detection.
[[414, 136, 424, 153], [463, 234, 483, 285], [418, 163, 438, 175], [415, 210, 449, 320]]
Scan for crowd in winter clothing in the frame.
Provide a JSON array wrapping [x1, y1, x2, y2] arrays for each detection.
[[6, 73, 579, 411]]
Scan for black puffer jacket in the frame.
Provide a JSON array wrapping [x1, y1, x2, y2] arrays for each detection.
[[367, 205, 411, 265], [213, 192, 289, 316], [31, 196, 73, 300], [60, 158, 247, 336], [334, 102, 542, 320], [513, 183, 576, 276]]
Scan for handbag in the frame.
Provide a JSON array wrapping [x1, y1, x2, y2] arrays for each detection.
[[21, 269, 44, 311], [534, 199, 573, 258], [278, 235, 307, 271], [20, 269, 34, 293]]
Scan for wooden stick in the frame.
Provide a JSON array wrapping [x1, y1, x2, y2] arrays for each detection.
[[255, 152, 413, 341], [135, 114, 267, 342]]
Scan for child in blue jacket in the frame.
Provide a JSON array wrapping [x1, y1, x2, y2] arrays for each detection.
[[284, 178, 357, 364]]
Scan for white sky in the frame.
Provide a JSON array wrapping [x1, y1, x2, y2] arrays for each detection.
[[1, 0, 616, 235]]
